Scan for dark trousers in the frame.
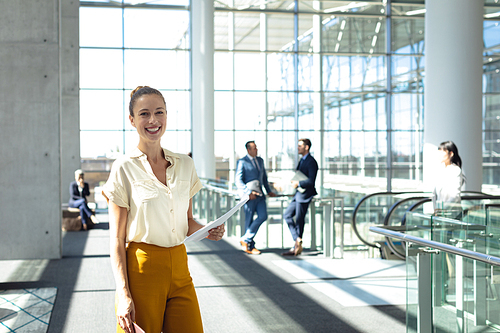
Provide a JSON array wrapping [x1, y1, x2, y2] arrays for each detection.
[[69, 199, 93, 225], [284, 196, 310, 241]]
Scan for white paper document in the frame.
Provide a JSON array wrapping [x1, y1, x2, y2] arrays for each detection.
[[291, 171, 308, 193], [245, 180, 262, 195], [291, 170, 308, 182], [185, 195, 249, 242]]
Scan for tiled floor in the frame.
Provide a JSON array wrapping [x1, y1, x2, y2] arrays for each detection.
[[0, 288, 57, 333]]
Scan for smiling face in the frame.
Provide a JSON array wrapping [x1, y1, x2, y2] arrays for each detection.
[[129, 94, 167, 144]]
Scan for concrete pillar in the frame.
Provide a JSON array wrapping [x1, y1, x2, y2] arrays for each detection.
[[423, 0, 483, 191], [60, 0, 81, 203], [191, 0, 215, 179], [0, 0, 62, 259]]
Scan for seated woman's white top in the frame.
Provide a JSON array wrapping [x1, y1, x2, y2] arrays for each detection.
[[433, 163, 464, 212], [103, 148, 203, 248]]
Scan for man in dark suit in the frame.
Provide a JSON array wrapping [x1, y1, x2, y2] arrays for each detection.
[[235, 141, 277, 254], [282, 138, 318, 256]]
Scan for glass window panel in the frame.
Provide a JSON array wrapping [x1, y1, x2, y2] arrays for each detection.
[[163, 91, 191, 130], [324, 99, 339, 130], [215, 52, 233, 91], [80, 7, 123, 48], [298, 54, 315, 91], [215, 131, 234, 160], [297, 14, 313, 53], [324, 131, 340, 174], [124, 50, 189, 90], [484, 94, 500, 131], [377, 94, 387, 130], [234, 92, 266, 130], [364, 97, 377, 131], [215, 91, 234, 130], [322, 16, 385, 54], [161, 130, 191, 154], [392, 55, 424, 92], [125, 130, 139, 154], [80, 49, 124, 89], [80, 90, 124, 130], [323, 56, 340, 92], [339, 132, 354, 175], [233, 13, 260, 51], [350, 101, 363, 131], [484, 21, 500, 50], [81, 131, 124, 158], [322, 2, 385, 16], [365, 55, 386, 89], [215, 131, 233, 182], [234, 53, 265, 90], [268, 53, 294, 91], [350, 57, 364, 90], [338, 57, 351, 91], [124, 9, 189, 49], [214, 12, 229, 50], [391, 18, 425, 54], [298, 92, 320, 131], [268, 92, 295, 131], [392, 93, 423, 131], [267, 14, 295, 52], [483, 61, 500, 93], [268, 131, 296, 170], [123, 0, 189, 6], [392, 131, 415, 180], [340, 102, 351, 130]]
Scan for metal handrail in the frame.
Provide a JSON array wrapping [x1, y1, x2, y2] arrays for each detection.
[[384, 193, 500, 259], [351, 191, 427, 248], [203, 183, 238, 196], [369, 226, 500, 266], [196, 184, 345, 257]]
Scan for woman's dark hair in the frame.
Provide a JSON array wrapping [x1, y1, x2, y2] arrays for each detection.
[[438, 141, 462, 168], [129, 86, 166, 116]]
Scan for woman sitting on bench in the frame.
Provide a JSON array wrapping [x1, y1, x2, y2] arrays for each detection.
[[69, 169, 99, 230]]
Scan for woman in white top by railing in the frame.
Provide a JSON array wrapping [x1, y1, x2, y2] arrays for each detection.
[[433, 140, 465, 218]]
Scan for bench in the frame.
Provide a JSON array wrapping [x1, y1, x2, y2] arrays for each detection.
[[61, 204, 96, 231]]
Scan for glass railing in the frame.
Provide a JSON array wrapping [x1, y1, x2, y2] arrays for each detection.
[[194, 180, 346, 257], [370, 212, 500, 333], [382, 194, 500, 260]]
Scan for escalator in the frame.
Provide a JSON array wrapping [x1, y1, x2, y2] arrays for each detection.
[[351, 190, 500, 260]]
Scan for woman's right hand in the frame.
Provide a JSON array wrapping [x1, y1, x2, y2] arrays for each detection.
[[116, 292, 136, 333]]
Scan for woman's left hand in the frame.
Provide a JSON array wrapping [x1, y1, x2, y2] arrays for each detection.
[[207, 224, 225, 241]]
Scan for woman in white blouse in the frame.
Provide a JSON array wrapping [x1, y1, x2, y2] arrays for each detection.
[[433, 141, 465, 217], [103, 86, 224, 333]]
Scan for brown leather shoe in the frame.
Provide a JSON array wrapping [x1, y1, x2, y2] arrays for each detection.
[[281, 248, 296, 256], [294, 240, 303, 256], [240, 240, 249, 252], [249, 247, 261, 255]]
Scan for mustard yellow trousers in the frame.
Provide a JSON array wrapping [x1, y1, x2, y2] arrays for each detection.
[[117, 242, 203, 333]]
